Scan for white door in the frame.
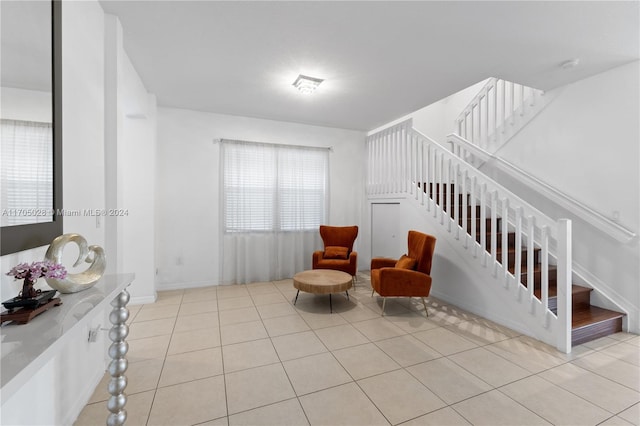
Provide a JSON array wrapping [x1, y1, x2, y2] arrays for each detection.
[[371, 203, 403, 258]]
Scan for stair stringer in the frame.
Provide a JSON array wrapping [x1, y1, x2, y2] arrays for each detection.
[[396, 193, 565, 350]]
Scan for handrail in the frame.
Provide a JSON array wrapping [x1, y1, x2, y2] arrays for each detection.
[[447, 134, 636, 243], [367, 123, 572, 353]]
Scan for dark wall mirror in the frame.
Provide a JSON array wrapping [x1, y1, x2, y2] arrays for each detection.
[[1, 0, 62, 255]]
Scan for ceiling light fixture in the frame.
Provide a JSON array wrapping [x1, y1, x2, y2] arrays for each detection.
[[292, 74, 324, 94]]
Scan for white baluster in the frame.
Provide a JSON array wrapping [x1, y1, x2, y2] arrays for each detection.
[[447, 158, 453, 232], [485, 93, 490, 147], [480, 184, 487, 266], [471, 177, 478, 257], [491, 191, 498, 274], [423, 138, 428, 205], [541, 225, 550, 318], [395, 127, 401, 193], [462, 169, 468, 246], [402, 126, 407, 193], [387, 129, 392, 194], [390, 129, 395, 193], [557, 219, 572, 353], [371, 136, 376, 194], [375, 133, 380, 194], [412, 134, 417, 198], [527, 216, 535, 299], [502, 79, 507, 131], [438, 151, 444, 220], [478, 99, 483, 148], [380, 131, 389, 194], [502, 198, 509, 282], [510, 81, 515, 124], [378, 134, 383, 194], [420, 140, 425, 206], [454, 163, 460, 239], [493, 83, 498, 140], [470, 106, 475, 143], [515, 207, 523, 291]]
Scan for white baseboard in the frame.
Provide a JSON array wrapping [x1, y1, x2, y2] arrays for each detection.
[[129, 294, 157, 306], [156, 280, 219, 292]]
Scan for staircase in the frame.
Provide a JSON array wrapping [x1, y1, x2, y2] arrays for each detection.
[[366, 118, 626, 352], [422, 182, 624, 346]]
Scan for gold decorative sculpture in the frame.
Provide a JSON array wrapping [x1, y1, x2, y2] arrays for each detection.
[[44, 233, 106, 293]]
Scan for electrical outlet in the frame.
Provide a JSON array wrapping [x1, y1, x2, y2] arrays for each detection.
[[88, 325, 101, 342]]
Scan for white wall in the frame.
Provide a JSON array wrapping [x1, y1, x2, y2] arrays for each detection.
[[119, 48, 157, 304], [495, 61, 639, 233], [103, 13, 157, 305], [368, 79, 489, 144], [0, 87, 51, 122], [156, 108, 365, 289]]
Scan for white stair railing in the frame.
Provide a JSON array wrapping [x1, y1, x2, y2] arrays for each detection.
[[455, 78, 545, 153], [367, 119, 572, 353]]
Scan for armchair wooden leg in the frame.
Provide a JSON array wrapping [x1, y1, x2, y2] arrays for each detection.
[[381, 298, 387, 316], [421, 297, 429, 317]]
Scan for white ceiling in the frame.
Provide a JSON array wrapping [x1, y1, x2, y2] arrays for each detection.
[[99, 1, 639, 131]]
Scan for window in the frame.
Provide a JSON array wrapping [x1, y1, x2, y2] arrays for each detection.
[[1, 119, 53, 226], [222, 140, 328, 233]]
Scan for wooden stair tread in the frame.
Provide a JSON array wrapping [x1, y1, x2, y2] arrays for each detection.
[[573, 305, 625, 329], [495, 244, 538, 253], [509, 263, 557, 275], [533, 284, 591, 299]]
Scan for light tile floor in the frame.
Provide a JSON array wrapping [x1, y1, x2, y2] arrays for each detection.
[[76, 272, 640, 426]]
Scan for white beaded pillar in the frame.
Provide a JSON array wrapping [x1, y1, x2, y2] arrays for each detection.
[[107, 289, 130, 426]]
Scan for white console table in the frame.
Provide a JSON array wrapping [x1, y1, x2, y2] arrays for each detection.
[[1, 273, 134, 425]]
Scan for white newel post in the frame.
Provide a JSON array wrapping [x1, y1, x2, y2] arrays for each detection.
[[557, 219, 572, 353]]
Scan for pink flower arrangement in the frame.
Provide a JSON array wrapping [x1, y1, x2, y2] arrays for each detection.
[[6, 261, 67, 281]]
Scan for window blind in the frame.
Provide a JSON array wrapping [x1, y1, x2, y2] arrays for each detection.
[[1, 119, 53, 226], [222, 140, 328, 233]]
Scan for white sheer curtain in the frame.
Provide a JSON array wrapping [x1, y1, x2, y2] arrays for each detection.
[[220, 140, 328, 284], [0, 119, 53, 226]]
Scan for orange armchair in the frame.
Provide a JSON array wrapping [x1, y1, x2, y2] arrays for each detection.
[[370, 230, 436, 316], [312, 225, 358, 279]]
